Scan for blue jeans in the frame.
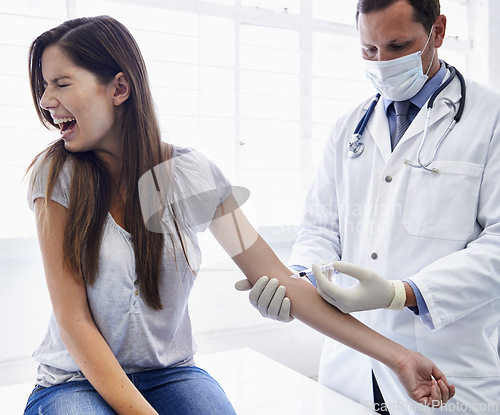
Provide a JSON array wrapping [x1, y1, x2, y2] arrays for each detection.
[[24, 366, 237, 414]]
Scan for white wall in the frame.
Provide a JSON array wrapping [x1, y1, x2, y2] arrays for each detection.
[[467, 0, 500, 90]]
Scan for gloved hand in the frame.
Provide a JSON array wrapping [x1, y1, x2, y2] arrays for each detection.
[[235, 276, 294, 322], [313, 261, 406, 313]]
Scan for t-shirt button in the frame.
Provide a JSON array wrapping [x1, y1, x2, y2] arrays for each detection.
[[385, 176, 393, 183], [371, 252, 378, 260]]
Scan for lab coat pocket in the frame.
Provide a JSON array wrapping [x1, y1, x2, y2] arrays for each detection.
[[402, 161, 483, 240]]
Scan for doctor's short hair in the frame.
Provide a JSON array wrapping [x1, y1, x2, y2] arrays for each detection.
[[355, 0, 440, 32]]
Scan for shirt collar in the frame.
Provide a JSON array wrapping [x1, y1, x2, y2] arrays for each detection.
[[383, 60, 447, 111]]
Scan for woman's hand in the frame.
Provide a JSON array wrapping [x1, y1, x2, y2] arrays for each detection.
[[391, 348, 455, 407]]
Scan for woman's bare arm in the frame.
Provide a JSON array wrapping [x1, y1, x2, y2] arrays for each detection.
[[35, 198, 157, 415], [209, 195, 454, 405]]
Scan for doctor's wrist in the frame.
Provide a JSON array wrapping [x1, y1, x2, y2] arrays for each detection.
[[403, 282, 417, 307]]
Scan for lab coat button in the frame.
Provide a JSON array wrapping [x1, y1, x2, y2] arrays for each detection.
[[371, 252, 378, 259], [385, 176, 392, 183]]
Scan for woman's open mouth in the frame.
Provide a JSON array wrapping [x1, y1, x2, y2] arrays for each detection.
[[54, 117, 77, 138]]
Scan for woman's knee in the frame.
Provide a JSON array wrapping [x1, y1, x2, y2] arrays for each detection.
[[24, 382, 116, 415], [141, 367, 236, 415]]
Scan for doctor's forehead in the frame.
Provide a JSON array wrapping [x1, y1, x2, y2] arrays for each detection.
[[357, 2, 428, 45]]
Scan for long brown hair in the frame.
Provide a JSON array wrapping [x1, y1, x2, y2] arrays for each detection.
[[28, 16, 171, 310]]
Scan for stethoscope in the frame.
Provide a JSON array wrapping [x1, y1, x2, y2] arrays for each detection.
[[348, 63, 466, 174]]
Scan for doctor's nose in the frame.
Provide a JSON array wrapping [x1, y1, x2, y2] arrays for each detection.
[[375, 50, 393, 62]]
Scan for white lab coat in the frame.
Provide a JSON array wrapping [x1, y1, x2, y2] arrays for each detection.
[[290, 69, 500, 414]]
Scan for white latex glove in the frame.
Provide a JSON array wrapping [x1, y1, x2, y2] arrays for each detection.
[[313, 261, 406, 313], [235, 276, 294, 322]]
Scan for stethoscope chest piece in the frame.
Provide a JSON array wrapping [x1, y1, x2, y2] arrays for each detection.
[[348, 93, 380, 158], [348, 134, 364, 157]]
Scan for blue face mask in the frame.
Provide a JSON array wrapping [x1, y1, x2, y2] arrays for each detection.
[[363, 26, 435, 101]]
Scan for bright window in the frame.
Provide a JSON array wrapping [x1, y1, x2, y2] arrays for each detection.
[[0, 0, 473, 237], [242, 0, 301, 14]]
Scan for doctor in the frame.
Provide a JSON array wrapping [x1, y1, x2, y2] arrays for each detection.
[[239, 0, 500, 414]]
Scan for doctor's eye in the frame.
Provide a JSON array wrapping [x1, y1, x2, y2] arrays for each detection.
[[388, 41, 410, 52], [390, 45, 405, 51], [363, 47, 378, 56]]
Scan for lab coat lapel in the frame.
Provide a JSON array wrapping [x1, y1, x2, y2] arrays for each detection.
[[366, 98, 392, 164]]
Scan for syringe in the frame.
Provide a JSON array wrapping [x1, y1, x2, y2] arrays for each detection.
[[290, 262, 336, 281]]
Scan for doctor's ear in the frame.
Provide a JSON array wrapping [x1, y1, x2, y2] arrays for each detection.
[[432, 15, 447, 48], [112, 72, 130, 106]]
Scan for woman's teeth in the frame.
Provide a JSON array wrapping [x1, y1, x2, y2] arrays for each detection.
[[53, 117, 76, 133], [54, 117, 76, 124]]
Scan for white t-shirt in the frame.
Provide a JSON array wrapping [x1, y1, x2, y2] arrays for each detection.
[[28, 145, 232, 387]]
